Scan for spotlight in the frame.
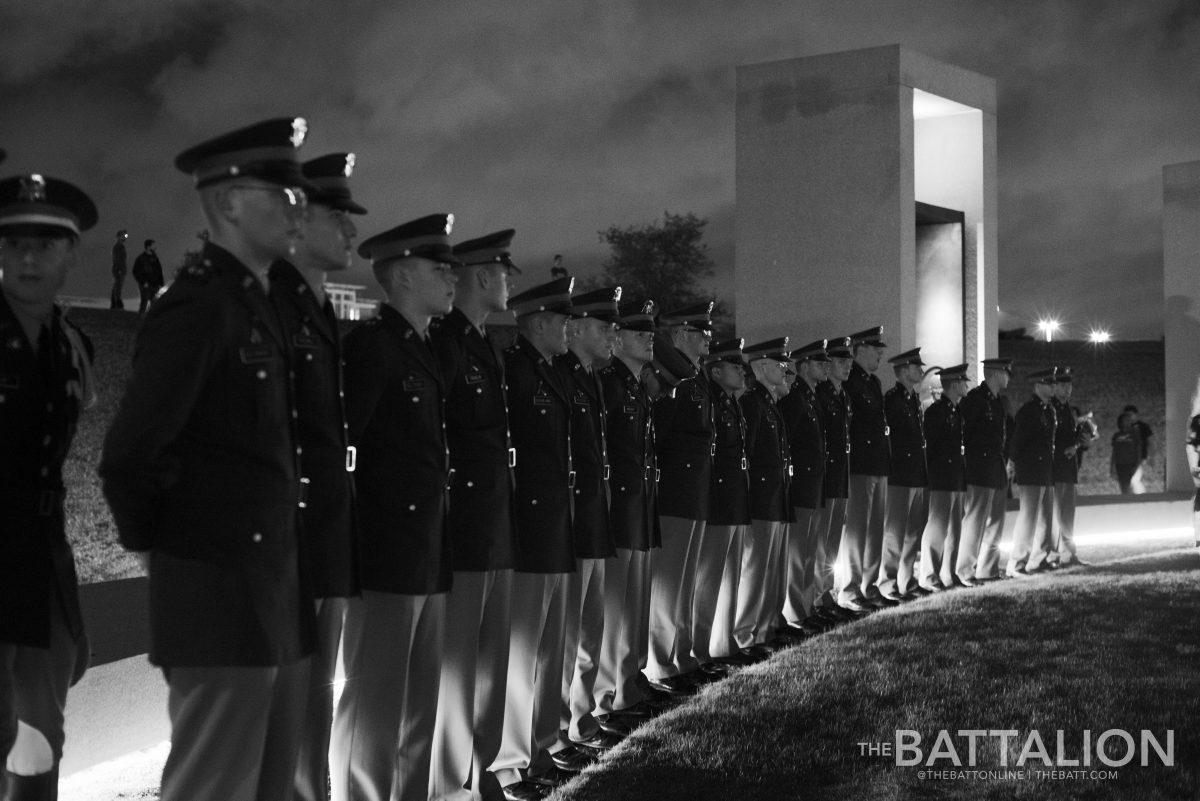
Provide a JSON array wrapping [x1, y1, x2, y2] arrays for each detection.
[[1088, 329, 1111, 344], [1036, 318, 1060, 342]]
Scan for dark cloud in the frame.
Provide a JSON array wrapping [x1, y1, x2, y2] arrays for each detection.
[[0, 0, 1196, 337]]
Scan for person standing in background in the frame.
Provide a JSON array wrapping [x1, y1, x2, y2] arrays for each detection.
[[131, 239, 164, 316], [110, 229, 127, 309]]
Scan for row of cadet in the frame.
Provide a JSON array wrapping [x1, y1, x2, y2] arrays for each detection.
[[0, 117, 1093, 801]]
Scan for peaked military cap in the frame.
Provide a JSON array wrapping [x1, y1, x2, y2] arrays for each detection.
[[358, 213, 458, 263], [175, 117, 312, 190], [744, 336, 790, 362], [453, 228, 521, 273], [508, 275, 573, 318], [1055, 366, 1073, 383], [0, 174, 97, 236], [1028, 367, 1056, 383], [791, 339, 830, 363], [652, 337, 698, 386], [937, 363, 970, 382], [849, 326, 886, 348], [617, 298, 657, 332], [707, 337, 745, 365], [981, 357, 1014, 374], [659, 301, 715, 333], [570, 286, 622, 323], [825, 336, 853, 359], [302, 152, 366, 214], [888, 347, 925, 367]]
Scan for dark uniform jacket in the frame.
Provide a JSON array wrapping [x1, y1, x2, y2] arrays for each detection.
[[708, 385, 750, 526], [100, 242, 315, 667], [431, 308, 515, 572], [924, 396, 965, 492], [1051, 398, 1079, 484], [741, 382, 792, 522], [506, 336, 575, 573], [846, 362, 889, 476], [653, 344, 713, 520], [557, 351, 614, 559], [779, 378, 826, 510], [268, 262, 358, 599], [344, 303, 450, 595], [884, 384, 927, 487], [1, 298, 90, 648], [132, 251, 164, 288], [600, 358, 660, 551], [816, 380, 851, 501], [1010, 395, 1056, 487], [960, 382, 1008, 489]]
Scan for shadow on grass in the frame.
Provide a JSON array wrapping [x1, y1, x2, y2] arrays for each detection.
[[556, 547, 1200, 801]]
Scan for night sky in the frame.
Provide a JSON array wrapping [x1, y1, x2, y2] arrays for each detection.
[[3, 0, 1198, 339]]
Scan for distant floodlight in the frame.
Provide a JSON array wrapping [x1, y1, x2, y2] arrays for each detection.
[[1089, 329, 1112, 344], [1036, 318, 1060, 342]]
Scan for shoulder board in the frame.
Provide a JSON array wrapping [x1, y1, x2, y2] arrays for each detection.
[[179, 260, 216, 284]]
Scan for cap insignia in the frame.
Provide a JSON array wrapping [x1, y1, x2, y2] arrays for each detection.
[[18, 174, 46, 203], [290, 118, 308, 148], [344, 153, 356, 177], [445, 213, 454, 234]]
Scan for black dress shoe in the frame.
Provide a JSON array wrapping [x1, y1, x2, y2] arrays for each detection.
[[861, 590, 892, 608], [739, 644, 774, 662], [503, 779, 552, 800], [838, 597, 872, 614], [645, 674, 697, 695], [596, 712, 641, 736], [530, 767, 580, 787], [713, 651, 757, 666], [550, 744, 597, 772], [699, 660, 732, 676], [816, 603, 853, 621], [571, 730, 623, 751], [958, 576, 977, 588], [799, 617, 828, 635], [1060, 557, 1090, 567]]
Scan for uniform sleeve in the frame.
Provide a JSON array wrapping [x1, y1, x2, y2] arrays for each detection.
[[1009, 404, 1033, 458], [741, 392, 761, 456], [342, 327, 389, 445], [98, 286, 221, 551]]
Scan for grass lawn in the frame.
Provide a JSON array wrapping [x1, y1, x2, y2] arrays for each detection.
[[556, 543, 1200, 801]]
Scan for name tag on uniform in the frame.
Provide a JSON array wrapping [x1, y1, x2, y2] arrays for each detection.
[[239, 345, 275, 364], [533, 393, 552, 406], [689, 388, 705, 401], [465, 372, 485, 385], [623, 403, 637, 414], [403, 376, 430, 391], [292, 334, 318, 349], [0, 374, 19, 390], [574, 393, 590, 407]]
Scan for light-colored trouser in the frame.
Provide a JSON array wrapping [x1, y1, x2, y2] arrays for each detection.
[[646, 516, 703, 678], [783, 507, 821, 624], [331, 591, 445, 801], [690, 524, 742, 663], [430, 570, 512, 801], [493, 572, 568, 787], [708, 525, 748, 658], [294, 597, 348, 801], [595, 548, 652, 715], [814, 497, 847, 607], [1006, 484, 1055, 573], [879, 485, 928, 596], [163, 658, 312, 801], [957, 484, 1008, 580], [732, 520, 787, 649], [840, 474, 888, 603], [1, 592, 85, 779], [560, 558, 606, 743], [920, 490, 963, 588], [1052, 482, 1077, 560]]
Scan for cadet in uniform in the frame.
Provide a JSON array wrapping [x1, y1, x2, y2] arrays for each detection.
[[920, 365, 969, 590], [1, 173, 96, 800], [332, 214, 457, 801], [493, 276, 576, 801], [841, 327, 889, 611], [955, 358, 1012, 584], [735, 338, 792, 653], [101, 118, 317, 801], [593, 300, 662, 726], [1006, 368, 1058, 576], [699, 339, 750, 664], [646, 302, 715, 692], [556, 287, 620, 754], [429, 229, 520, 801], [880, 348, 928, 600], [266, 152, 364, 801], [779, 340, 829, 629], [1049, 368, 1087, 567], [813, 337, 854, 620]]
